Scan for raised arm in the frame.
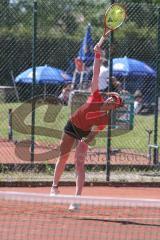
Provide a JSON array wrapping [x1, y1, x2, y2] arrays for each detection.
[[90, 44, 102, 94], [91, 31, 110, 94]]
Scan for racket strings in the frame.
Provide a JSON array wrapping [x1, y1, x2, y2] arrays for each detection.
[[105, 4, 126, 30]]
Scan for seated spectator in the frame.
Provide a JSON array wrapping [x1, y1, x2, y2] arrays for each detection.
[[101, 76, 125, 94], [58, 84, 72, 105], [111, 77, 123, 93]]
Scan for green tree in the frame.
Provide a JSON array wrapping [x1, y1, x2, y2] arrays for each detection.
[[0, 0, 10, 27]]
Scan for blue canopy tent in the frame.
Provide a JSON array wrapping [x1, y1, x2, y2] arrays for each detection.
[[113, 56, 156, 78], [112, 57, 156, 106], [15, 65, 72, 100], [15, 65, 72, 84]]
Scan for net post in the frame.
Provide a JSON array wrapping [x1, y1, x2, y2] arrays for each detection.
[[8, 108, 13, 141], [149, 145, 159, 165]]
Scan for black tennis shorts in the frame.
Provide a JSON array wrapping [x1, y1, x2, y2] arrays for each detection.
[[64, 120, 90, 140]]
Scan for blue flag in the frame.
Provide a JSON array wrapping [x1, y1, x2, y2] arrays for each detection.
[[78, 23, 94, 67]]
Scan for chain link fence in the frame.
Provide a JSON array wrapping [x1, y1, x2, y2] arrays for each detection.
[[0, 0, 160, 184]]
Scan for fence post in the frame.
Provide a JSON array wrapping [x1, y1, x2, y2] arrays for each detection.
[[31, 0, 37, 163], [153, 6, 160, 164], [106, 0, 114, 182]]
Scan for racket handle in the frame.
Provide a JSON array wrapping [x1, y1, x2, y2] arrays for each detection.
[[97, 30, 111, 47], [97, 36, 105, 47]]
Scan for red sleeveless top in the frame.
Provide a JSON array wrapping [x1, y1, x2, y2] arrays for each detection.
[[70, 90, 108, 131]]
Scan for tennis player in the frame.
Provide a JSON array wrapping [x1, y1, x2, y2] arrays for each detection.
[[50, 34, 123, 210]]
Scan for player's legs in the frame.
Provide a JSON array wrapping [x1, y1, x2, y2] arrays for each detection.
[[75, 140, 88, 195], [51, 133, 76, 193], [69, 141, 88, 211], [75, 149, 85, 196]]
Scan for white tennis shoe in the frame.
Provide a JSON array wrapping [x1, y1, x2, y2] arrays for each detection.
[[50, 185, 59, 196], [68, 203, 80, 212]]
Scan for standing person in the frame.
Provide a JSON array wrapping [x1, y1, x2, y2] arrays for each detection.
[[50, 34, 123, 210], [134, 90, 143, 114]]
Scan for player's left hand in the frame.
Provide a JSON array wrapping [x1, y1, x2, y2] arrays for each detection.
[[102, 92, 124, 111], [108, 92, 124, 108]]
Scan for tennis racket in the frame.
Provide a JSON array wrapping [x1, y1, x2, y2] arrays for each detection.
[[98, 3, 126, 47]]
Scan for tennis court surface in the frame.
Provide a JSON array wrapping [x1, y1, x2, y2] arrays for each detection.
[[0, 187, 160, 240]]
